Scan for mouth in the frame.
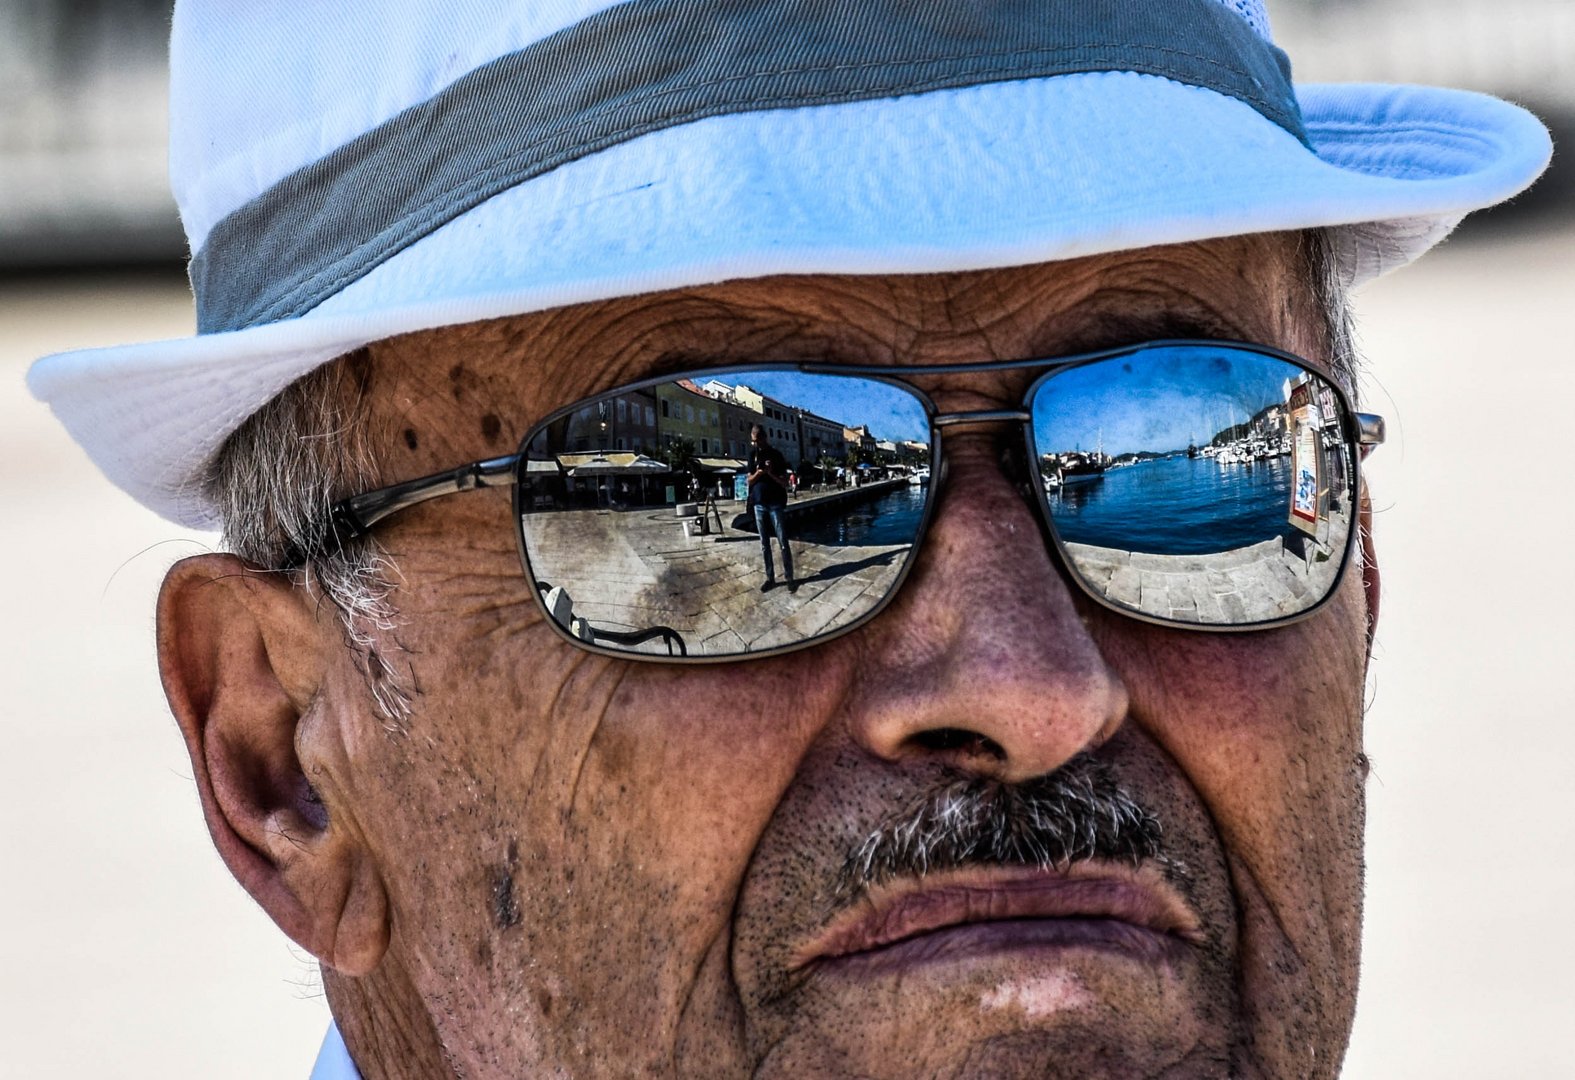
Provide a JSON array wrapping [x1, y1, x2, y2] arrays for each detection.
[[792, 862, 1203, 977]]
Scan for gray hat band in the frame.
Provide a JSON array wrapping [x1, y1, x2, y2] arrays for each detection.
[[190, 0, 1303, 336]]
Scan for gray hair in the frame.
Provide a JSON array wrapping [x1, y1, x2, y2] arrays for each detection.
[[1301, 226, 1361, 386], [203, 350, 412, 726], [202, 228, 1358, 725]]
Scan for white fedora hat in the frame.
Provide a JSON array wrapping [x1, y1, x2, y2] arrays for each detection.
[[29, 0, 1551, 529]]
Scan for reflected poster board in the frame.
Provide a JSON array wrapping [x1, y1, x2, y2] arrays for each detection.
[[1288, 380, 1322, 537]]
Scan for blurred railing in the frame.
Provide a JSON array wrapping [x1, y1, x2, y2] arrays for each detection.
[[0, 1, 1568, 271], [0, 1, 180, 268]]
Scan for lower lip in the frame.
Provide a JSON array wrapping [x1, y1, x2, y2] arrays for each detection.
[[812, 917, 1187, 978]]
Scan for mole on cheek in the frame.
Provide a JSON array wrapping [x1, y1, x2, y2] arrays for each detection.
[[489, 838, 522, 930], [403, 428, 419, 451], [481, 413, 502, 445]]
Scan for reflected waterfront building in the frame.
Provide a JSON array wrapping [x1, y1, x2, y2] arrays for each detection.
[[696, 378, 764, 461], [797, 409, 848, 477], [729, 383, 803, 467]]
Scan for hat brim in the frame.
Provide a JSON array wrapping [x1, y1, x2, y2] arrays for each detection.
[[29, 73, 1552, 528]]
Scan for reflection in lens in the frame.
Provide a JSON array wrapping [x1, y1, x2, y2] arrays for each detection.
[[516, 371, 931, 657], [1030, 346, 1356, 626]]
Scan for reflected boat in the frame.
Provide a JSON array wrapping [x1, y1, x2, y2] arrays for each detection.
[[1058, 451, 1106, 487]]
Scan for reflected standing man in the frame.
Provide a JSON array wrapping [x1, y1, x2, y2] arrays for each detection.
[[748, 423, 796, 593]]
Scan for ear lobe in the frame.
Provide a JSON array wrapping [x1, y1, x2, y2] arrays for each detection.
[[157, 554, 390, 976]]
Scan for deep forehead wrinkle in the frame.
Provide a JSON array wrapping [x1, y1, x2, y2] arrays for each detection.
[[552, 256, 1299, 392]]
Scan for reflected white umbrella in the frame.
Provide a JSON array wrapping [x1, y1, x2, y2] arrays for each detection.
[[566, 454, 670, 476]]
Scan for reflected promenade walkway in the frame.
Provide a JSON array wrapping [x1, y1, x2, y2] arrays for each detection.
[[523, 485, 912, 654], [1066, 509, 1349, 624]]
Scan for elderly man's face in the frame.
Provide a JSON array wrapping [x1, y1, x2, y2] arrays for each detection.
[[160, 234, 1373, 1078]]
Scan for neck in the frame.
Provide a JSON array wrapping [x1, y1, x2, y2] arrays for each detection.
[[324, 948, 453, 1079]]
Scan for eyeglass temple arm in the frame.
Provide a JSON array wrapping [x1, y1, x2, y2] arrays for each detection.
[[1356, 412, 1385, 451], [330, 453, 520, 542]]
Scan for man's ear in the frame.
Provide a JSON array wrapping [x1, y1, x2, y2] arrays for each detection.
[[1359, 484, 1380, 648], [156, 553, 389, 976]]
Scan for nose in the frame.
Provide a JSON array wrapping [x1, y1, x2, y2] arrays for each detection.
[[841, 436, 1128, 783]]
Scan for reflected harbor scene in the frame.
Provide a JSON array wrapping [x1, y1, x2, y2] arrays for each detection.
[[521, 482, 926, 657], [519, 371, 933, 656], [1034, 348, 1356, 625], [517, 347, 1360, 655]]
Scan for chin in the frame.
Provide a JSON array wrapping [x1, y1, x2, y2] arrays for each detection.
[[747, 1006, 1232, 1080], [743, 941, 1239, 1080]]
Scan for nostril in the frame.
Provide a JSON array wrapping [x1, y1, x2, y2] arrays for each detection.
[[907, 727, 1007, 761]]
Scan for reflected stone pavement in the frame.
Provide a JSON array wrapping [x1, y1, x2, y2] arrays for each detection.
[[523, 499, 910, 654], [528, 486, 1353, 644], [1066, 506, 1350, 623]]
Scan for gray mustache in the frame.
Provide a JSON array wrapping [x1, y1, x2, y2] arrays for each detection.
[[834, 753, 1164, 902]]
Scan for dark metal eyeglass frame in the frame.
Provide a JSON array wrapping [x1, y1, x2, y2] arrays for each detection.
[[315, 339, 1385, 660]]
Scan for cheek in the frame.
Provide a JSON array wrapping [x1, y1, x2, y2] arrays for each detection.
[[1098, 573, 1368, 835], [365, 609, 854, 1037], [1094, 574, 1369, 1025], [389, 613, 830, 841], [561, 650, 852, 887], [512, 644, 857, 1054]]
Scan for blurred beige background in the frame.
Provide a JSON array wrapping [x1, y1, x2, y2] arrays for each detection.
[[3, 1, 1573, 1077]]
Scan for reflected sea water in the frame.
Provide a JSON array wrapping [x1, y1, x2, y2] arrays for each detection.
[[1052, 456, 1293, 554], [795, 485, 928, 546], [792, 462, 1295, 555]]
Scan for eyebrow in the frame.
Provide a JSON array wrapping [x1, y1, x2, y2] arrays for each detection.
[[630, 302, 1256, 383], [1028, 306, 1256, 358]]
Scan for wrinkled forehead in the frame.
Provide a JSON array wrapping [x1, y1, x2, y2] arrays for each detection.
[[370, 234, 1319, 421]]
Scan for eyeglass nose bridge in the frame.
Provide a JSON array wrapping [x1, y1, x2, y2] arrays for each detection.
[[928, 407, 1040, 486], [927, 409, 1039, 492], [926, 407, 1048, 523], [931, 408, 1034, 429]]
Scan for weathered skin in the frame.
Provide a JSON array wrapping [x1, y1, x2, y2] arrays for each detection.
[[157, 233, 1374, 1078]]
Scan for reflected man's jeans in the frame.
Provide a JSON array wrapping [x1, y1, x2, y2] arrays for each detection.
[[753, 503, 794, 582]]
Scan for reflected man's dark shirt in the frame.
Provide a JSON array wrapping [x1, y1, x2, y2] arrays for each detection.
[[749, 445, 789, 507]]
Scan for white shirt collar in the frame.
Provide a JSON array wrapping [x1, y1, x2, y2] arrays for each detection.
[[309, 1022, 363, 1080]]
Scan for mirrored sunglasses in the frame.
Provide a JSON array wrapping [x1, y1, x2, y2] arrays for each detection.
[[322, 341, 1383, 661]]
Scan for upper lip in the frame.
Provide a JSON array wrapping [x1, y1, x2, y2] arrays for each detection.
[[790, 862, 1203, 971]]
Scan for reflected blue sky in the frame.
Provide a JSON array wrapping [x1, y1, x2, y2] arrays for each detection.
[[725, 370, 930, 444], [698, 349, 1310, 455], [1034, 348, 1302, 456]]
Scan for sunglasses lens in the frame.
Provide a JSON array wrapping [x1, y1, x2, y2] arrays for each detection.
[[1029, 345, 1358, 627], [517, 370, 931, 657]]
